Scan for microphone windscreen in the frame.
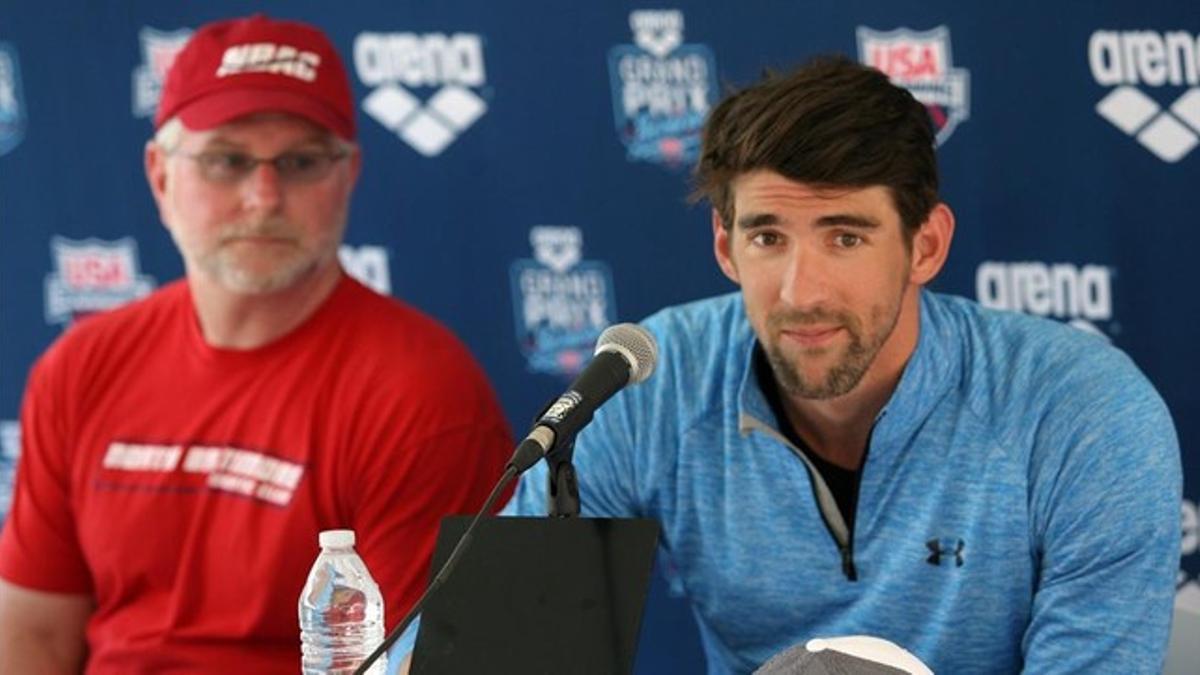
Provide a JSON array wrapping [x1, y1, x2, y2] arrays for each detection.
[[595, 323, 658, 383]]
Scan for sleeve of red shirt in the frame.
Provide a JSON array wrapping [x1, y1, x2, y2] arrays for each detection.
[[343, 335, 514, 630], [0, 342, 95, 594]]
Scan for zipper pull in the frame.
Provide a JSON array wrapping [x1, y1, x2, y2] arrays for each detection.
[[840, 546, 858, 581]]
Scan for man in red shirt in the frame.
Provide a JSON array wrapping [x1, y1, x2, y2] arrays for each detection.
[[0, 15, 513, 673]]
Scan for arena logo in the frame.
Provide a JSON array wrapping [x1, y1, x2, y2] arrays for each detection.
[[1090, 30, 1200, 162], [354, 32, 488, 157], [338, 244, 392, 295], [975, 261, 1115, 337], [510, 226, 617, 376], [132, 27, 193, 118], [607, 9, 718, 166], [0, 420, 18, 521], [1181, 498, 1200, 612], [857, 26, 970, 146], [44, 237, 157, 325], [0, 42, 26, 156]]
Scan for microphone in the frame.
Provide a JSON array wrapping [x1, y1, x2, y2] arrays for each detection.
[[507, 323, 658, 473], [355, 324, 656, 673]]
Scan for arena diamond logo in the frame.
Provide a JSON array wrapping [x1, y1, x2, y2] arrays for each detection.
[[354, 31, 489, 157], [1089, 29, 1200, 163], [857, 25, 971, 146]]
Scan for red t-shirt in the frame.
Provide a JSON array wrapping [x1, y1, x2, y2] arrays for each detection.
[[0, 274, 514, 673]]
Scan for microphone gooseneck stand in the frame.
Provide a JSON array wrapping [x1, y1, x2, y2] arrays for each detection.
[[546, 439, 580, 518], [351, 463, 519, 675]]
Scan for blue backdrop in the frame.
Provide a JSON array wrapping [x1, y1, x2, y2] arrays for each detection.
[[1, 2, 1196, 671]]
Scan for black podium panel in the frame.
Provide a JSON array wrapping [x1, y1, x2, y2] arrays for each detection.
[[411, 516, 660, 675]]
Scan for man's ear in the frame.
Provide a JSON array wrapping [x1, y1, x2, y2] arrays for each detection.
[[909, 203, 955, 286], [712, 209, 740, 284], [144, 140, 171, 227], [346, 143, 363, 187]]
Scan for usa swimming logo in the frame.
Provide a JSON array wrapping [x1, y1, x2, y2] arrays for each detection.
[[45, 237, 157, 325], [0, 42, 26, 156], [0, 420, 18, 522], [354, 31, 489, 157], [857, 26, 970, 146], [1090, 30, 1200, 163], [132, 27, 193, 118], [608, 9, 718, 166], [510, 226, 617, 376]]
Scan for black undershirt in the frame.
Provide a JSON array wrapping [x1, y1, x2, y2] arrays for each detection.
[[753, 344, 864, 534]]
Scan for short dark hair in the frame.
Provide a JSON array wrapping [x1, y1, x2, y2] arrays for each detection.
[[694, 55, 938, 238]]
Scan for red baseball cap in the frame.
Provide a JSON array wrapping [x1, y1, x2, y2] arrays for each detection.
[[155, 14, 355, 140]]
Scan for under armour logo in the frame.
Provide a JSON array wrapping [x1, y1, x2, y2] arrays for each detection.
[[926, 537, 965, 567]]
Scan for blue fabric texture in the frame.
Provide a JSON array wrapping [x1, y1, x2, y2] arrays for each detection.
[[385, 618, 419, 675], [503, 290, 1182, 674]]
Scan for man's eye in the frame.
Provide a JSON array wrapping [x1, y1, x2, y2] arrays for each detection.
[[204, 153, 253, 171], [276, 152, 320, 173], [751, 232, 781, 247], [835, 233, 862, 248]]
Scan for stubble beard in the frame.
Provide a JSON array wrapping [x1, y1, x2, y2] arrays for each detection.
[[764, 292, 904, 401]]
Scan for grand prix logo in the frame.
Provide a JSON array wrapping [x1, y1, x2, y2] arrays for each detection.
[[608, 9, 718, 166], [857, 26, 970, 146], [354, 32, 488, 157], [1089, 30, 1200, 163], [510, 226, 617, 376]]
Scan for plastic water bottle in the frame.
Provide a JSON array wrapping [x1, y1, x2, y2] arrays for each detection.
[[299, 529, 387, 674]]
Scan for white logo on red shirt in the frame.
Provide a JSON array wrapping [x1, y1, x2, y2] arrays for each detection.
[[102, 442, 304, 506]]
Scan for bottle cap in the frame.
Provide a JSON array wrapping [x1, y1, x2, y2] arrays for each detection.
[[318, 529, 355, 548]]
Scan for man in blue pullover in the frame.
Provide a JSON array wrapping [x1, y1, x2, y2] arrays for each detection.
[[504, 56, 1181, 674]]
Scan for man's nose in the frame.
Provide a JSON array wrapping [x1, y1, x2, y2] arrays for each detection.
[[778, 244, 832, 310], [240, 162, 283, 213]]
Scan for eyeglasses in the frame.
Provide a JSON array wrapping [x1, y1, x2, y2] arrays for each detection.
[[169, 148, 350, 185]]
